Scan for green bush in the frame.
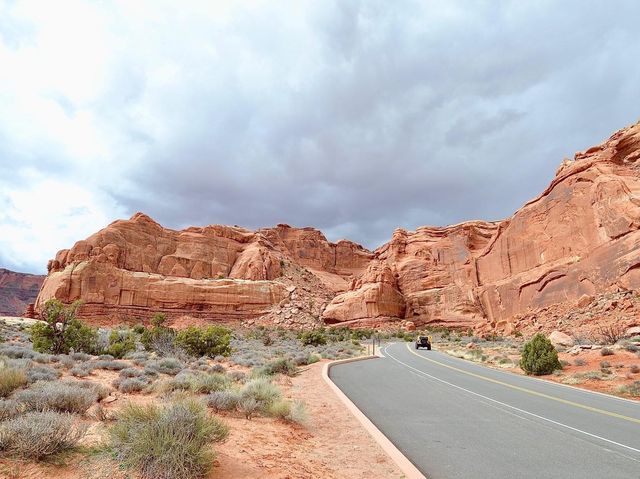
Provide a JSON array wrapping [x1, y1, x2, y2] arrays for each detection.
[[520, 334, 562, 375], [175, 326, 232, 357], [30, 299, 99, 354], [299, 329, 327, 346], [107, 329, 137, 359], [109, 399, 228, 479]]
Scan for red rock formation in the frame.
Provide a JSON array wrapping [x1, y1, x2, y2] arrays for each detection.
[[35, 121, 640, 334], [36, 214, 371, 325], [0, 269, 45, 317], [322, 121, 640, 334]]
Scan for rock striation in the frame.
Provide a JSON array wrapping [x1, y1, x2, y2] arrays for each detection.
[[34, 121, 640, 334], [0, 269, 45, 317]]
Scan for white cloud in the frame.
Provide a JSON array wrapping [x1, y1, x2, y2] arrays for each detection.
[[0, 0, 639, 273], [0, 171, 124, 272]]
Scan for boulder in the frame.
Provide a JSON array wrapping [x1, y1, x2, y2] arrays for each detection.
[[577, 294, 594, 308], [549, 331, 575, 348]]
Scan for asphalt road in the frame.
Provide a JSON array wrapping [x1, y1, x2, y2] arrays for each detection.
[[330, 342, 640, 479]]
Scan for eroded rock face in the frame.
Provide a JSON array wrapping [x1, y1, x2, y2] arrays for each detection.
[[35, 121, 640, 334], [0, 269, 45, 316], [322, 121, 640, 334], [36, 214, 371, 324]]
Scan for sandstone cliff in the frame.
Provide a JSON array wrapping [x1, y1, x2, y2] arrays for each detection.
[[321, 121, 640, 335], [34, 121, 640, 335], [0, 269, 45, 317], [36, 214, 371, 326]]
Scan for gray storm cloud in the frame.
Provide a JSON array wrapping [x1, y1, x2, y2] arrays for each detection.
[[1, 0, 639, 273]]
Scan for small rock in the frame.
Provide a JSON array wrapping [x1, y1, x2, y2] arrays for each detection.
[[625, 326, 640, 337]]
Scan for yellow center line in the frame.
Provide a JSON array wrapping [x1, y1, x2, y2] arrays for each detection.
[[405, 343, 640, 425]]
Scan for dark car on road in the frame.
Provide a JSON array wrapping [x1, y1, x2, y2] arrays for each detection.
[[415, 335, 432, 350]]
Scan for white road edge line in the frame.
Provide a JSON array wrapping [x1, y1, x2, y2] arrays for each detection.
[[384, 344, 640, 456]]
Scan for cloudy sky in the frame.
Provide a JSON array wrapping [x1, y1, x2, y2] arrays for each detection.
[[1, 0, 639, 274]]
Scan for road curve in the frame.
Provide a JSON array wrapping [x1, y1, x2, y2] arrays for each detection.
[[329, 342, 640, 479]]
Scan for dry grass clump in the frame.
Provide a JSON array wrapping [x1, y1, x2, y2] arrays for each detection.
[[109, 399, 228, 479], [266, 399, 308, 424], [0, 411, 87, 459], [617, 381, 640, 397], [0, 367, 27, 397], [14, 381, 98, 414]]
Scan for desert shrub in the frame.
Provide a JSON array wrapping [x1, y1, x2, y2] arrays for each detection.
[[71, 352, 92, 361], [119, 367, 146, 379], [237, 397, 260, 419], [266, 398, 308, 423], [574, 358, 587, 366], [70, 364, 94, 377], [190, 373, 230, 394], [617, 381, 640, 397], [132, 324, 146, 334], [0, 345, 37, 359], [143, 365, 160, 378], [207, 390, 241, 412], [0, 411, 87, 459], [600, 347, 614, 356], [55, 354, 75, 369], [140, 313, 178, 355], [228, 371, 246, 382], [520, 334, 562, 375], [0, 399, 23, 421], [30, 299, 100, 354], [109, 399, 228, 479], [15, 381, 98, 414], [630, 365, 640, 374], [0, 367, 27, 397], [152, 357, 184, 375], [69, 380, 111, 401], [257, 358, 297, 377], [159, 373, 195, 393], [240, 377, 281, 407], [175, 326, 232, 358], [299, 330, 327, 347], [94, 359, 128, 371], [596, 324, 626, 345], [114, 378, 148, 393], [27, 364, 61, 382], [99, 354, 115, 361], [625, 343, 639, 353], [266, 399, 291, 420], [107, 329, 137, 359], [209, 363, 225, 374], [600, 360, 611, 369]]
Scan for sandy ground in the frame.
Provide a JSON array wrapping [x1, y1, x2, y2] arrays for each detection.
[[0, 361, 404, 479]]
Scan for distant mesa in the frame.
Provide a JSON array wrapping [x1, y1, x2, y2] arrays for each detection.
[[0, 269, 45, 317], [31, 121, 640, 336]]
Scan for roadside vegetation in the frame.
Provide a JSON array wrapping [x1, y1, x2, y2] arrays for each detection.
[[0, 301, 367, 477]]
